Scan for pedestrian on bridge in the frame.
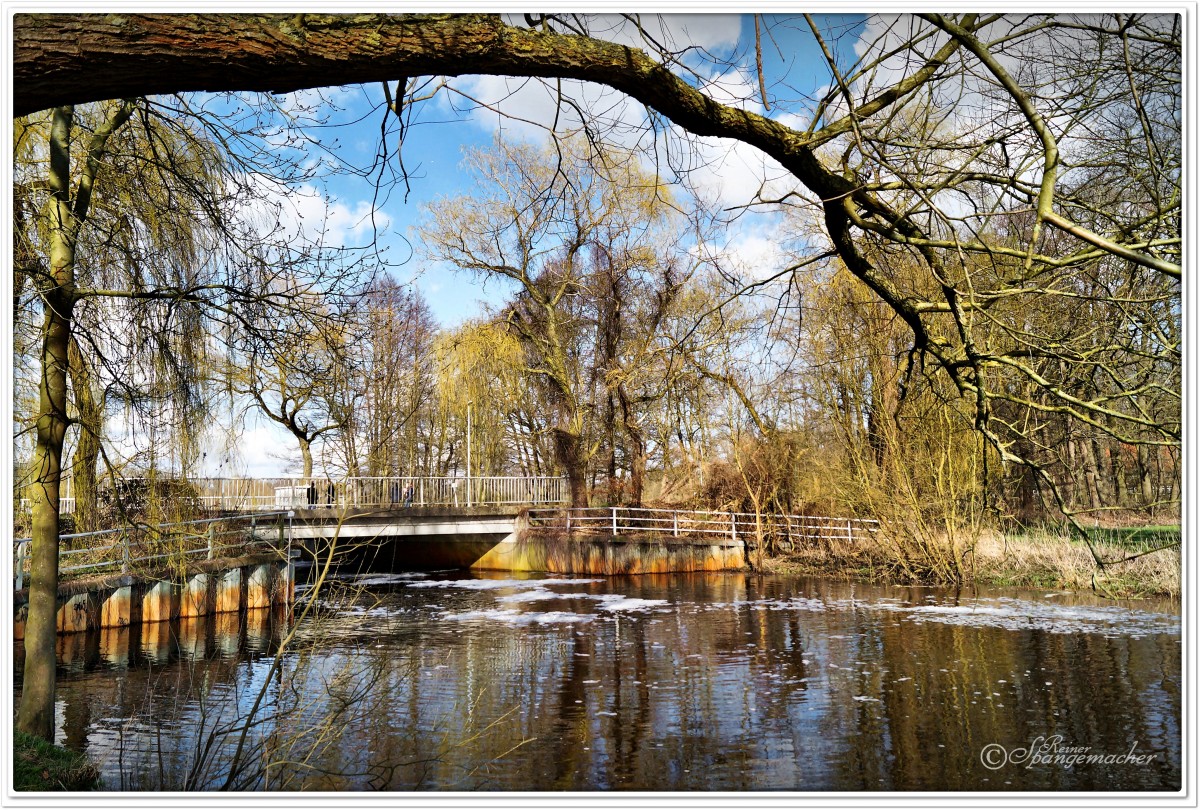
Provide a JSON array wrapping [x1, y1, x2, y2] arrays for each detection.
[[307, 480, 317, 509], [403, 484, 415, 508]]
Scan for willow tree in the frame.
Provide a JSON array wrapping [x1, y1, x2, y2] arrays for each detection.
[[434, 320, 550, 478], [13, 94, 377, 739], [235, 299, 350, 479]]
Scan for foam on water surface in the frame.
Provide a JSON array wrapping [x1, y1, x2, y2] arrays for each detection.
[[884, 597, 1180, 637], [440, 608, 595, 625], [407, 577, 604, 590]]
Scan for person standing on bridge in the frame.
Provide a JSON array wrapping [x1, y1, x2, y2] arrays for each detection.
[[403, 483, 415, 508], [307, 480, 317, 509]]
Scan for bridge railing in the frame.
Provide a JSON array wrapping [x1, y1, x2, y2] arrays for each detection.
[[200, 476, 568, 510], [18, 475, 569, 516], [526, 507, 879, 544], [13, 512, 294, 591]]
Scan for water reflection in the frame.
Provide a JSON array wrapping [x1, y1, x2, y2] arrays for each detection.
[[15, 573, 1180, 791]]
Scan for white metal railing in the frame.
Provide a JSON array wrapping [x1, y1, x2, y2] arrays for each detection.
[[525, 507, 879, 545], [18, 475, 568, 516], [197, 476, 568, 510], [13, 512, 294, 591]]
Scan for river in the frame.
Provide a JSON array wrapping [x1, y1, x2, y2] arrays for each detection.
[[15, 569, 1181, 791]]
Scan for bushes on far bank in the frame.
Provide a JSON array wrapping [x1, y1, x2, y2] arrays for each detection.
[[764, 526, 1181, 600]]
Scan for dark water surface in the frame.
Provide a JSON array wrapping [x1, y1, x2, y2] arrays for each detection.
[[15, 571, 1181, 791]]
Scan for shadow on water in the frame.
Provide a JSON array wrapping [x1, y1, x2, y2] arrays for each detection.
[[15, 571, 1181, 792]]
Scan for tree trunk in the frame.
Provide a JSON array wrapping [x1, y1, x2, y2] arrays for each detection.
[[618, 385, 645, 508], [19, 299, 72, 741], [866, 352, 899, 472], [17, 106, 79, 741], [553, 427, 588, 508], [1137, 444, 1156, 508], [1107, 441, 1128, 508], [297, 435, 314, 478], [18, 101, 132, 739], [1079, 437, 1104, 511]]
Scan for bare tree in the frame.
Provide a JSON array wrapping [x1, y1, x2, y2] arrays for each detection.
[[11, 12, 1180, 732]]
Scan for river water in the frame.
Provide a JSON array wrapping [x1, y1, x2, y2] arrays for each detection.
[[16, 570, 1181, 792]]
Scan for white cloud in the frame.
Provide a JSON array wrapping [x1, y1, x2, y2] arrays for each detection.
[[240, 173, 393, 247]]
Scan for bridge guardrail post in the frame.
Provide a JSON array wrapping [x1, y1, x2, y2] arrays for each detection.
[[730, 513, 737, 543], [286, 510, 294, 610], [121, 530, 131, 574], [15, 540, 28, 590], [612, 506, 617, 536], [208, 524, 216, 560], [673, 512, 679, 537]]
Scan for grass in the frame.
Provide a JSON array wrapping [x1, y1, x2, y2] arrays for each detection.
[[1078, 524, 1181, 551], [13, 731, 101, 791], [764, 526, 1181, 600], [972, 528, 1180, 599]]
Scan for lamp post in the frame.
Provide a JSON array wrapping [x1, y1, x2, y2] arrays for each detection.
[[466, 402, 473, 508]]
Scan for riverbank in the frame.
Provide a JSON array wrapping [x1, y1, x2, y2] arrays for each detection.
[[763, 527, 1180, 599], [13, 731, 101, 791]]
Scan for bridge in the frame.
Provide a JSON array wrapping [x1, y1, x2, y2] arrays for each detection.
[[14, 475, 879, 637], [17, 474, 880, 576]]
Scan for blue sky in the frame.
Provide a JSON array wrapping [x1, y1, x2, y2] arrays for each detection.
[[284, 14, 868, 328], [192, 13, 869, 475]]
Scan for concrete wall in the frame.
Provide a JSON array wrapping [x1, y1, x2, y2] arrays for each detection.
[[470, 532, 746, 575]]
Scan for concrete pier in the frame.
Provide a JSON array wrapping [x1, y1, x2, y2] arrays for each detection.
[[13, 551, 294, 639]]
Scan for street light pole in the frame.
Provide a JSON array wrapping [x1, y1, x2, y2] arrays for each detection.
[[466, 402, 473, 508]]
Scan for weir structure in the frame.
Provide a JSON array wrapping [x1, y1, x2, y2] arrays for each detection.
[[14, 476, 879, 636]]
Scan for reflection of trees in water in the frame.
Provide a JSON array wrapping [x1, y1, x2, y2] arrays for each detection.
[[39, 575, 1180, 790], [866, 615, 1181, 790]]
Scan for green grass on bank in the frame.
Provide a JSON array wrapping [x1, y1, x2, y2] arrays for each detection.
[[1078, 525, 1181, 551], [13, 731, 101, 791]]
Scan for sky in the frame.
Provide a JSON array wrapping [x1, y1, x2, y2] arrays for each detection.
[[210, 13, 872, 477], [277, 14, 867, 327], [9, 13, 870, 479]]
